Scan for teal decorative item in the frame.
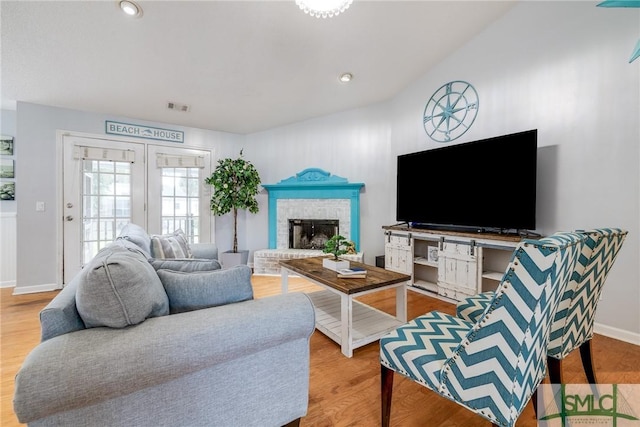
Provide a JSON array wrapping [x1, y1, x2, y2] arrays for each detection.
[[423, 80, 479, 143], [629, 38, 640, 63], [596, 0, 640, 63], [596, 0, 640, 7]]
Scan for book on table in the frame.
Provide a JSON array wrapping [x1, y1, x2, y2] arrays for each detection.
[[337, 267, 367, 278]]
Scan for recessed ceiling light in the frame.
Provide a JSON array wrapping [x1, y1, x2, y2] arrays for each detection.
[[339, 73, 353, 83], [119, 0, 142, 17]]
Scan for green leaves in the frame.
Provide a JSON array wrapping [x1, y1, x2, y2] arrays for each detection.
[[323, 235, 349, 260], [205, 150, 261, 216], [204, 150, 261, 253]]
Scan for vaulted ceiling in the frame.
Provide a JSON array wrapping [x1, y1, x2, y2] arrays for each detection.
[[1, 1, 516, 134]]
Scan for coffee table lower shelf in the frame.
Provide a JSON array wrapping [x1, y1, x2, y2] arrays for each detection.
[[307, 290, 405, 353]]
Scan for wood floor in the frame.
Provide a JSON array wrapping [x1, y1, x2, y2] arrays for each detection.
[[3, 275, 640, 427]]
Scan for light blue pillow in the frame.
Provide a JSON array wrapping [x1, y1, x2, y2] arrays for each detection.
[[116, 223, 152, 258], [76, 246, 169, 328], [156, 265, 253, 314], [149, 258, 222, 272]]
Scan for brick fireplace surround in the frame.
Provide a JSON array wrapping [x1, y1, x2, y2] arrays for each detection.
[[254, 168, 364, 275]]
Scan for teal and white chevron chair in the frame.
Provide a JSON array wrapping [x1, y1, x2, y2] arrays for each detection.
[[456, 228, 627, 384], [380, 232, 586, 427]]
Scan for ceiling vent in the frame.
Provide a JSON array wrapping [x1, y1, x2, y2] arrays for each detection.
[[167, 102, 190, 112]]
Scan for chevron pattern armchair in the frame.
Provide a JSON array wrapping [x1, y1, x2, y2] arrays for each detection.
[[379, 232, 586, 427], [456, 228, 627, 384]]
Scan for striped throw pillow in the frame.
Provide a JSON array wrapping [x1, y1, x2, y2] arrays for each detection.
[[150, 229, 192, 259]]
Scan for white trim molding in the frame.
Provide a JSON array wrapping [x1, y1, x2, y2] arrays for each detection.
[[594, 322, 640, 346], [0, 211, 16, 288], [12, 283, 62, 295]]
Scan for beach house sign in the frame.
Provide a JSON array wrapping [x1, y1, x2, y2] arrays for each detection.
[[105, 121, 184, 143]]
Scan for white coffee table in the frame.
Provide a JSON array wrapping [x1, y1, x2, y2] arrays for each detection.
[[280, 256, 410, 358]]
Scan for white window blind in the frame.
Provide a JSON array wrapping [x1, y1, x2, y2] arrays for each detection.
[[156, 153, 205, 168], [73, 146, 136, 163]]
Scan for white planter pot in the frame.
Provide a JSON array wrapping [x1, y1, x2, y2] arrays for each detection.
[[322, 258, 350, 271], [220, 250, 249, 269]]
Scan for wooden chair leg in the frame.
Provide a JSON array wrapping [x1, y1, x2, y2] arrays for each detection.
[[579, 340, 598, 384], [381, 365, 395, 427], [547, 356, 563, 384]]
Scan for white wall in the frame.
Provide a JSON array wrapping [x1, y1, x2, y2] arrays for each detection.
[[387, 2, 639, 340], [11, 2, 640, 340], [245, 2, 640, 340], [14, 102, 243, 291]]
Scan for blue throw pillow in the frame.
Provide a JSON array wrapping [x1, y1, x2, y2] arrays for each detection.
[[156, 265, 253, 314]]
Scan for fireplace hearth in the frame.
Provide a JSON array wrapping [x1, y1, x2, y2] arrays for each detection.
[[289, 219, 339, 250]]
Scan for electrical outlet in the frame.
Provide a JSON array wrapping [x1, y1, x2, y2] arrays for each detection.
[[36, 201, 45, 211]]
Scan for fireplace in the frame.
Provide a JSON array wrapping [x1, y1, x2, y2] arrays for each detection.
[[256, 169, 365, 275], [289, 219, 339, 249], [262, 168, 364, 250]]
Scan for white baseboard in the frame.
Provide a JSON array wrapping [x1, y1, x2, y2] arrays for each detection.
[[0, 280, 16, 288], [12, 283, 61, 295], [594, 322, 640, 346]]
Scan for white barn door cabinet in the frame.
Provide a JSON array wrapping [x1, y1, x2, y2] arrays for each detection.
[[383, 226, 522, 302]]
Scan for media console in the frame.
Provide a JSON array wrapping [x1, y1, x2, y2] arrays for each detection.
[[382, 225, 525, 302]]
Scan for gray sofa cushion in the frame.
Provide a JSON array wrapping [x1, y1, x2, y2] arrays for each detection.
[[150, 229, 192, 259], [116, 223, 152, 258], [156, 265, 253, 314], [149, 258, 222, 272], [76, 246, 169, 328]]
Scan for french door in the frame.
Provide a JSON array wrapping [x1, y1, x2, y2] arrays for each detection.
[[147, 144, 211, 241], [62, 134, 212, 284]]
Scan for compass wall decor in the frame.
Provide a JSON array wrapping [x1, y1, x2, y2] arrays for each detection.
[[423, 80, 479, 143]]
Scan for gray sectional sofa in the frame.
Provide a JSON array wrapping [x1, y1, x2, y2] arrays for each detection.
[[13, 224, 316, 427]]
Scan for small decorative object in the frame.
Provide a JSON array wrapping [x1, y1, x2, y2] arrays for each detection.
[[0, 136, 14, 156], [322, 234, 351, 271], [596, 1, 640, 63], [423, 80, 479, 142], [205, 149, 261, 267], [427, 246, 439, 263], [336, 267, 367, 279]]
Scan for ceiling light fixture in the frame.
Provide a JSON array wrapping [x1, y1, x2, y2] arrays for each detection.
[[119, 0, 142, 18], [339, 73, 353, 83], [295, 0, 353, 19]]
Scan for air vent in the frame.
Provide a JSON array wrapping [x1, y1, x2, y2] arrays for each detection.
[[167, 102, 190, 112]]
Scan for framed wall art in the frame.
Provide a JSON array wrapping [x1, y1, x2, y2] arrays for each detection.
[[0, 181, 15, 200], [0, 135, 14, 156], [0, 159, 14, 178]]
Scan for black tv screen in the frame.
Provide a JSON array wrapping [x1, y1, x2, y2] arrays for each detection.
[[396, 129, 537, 233]]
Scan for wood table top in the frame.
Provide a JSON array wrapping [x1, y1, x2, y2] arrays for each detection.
[[279, 256, 411, 295]]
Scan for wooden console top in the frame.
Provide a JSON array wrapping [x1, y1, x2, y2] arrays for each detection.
[[382, 225, 534, 243]]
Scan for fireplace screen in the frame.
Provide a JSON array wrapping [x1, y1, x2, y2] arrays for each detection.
[[289, 219, 339, 250]]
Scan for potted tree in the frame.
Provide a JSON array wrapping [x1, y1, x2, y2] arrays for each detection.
[[322, 234, 351, 271], [205, 149, 261, 268]]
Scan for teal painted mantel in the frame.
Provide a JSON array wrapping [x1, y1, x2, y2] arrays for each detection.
[[262, 168, 364, 250]]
